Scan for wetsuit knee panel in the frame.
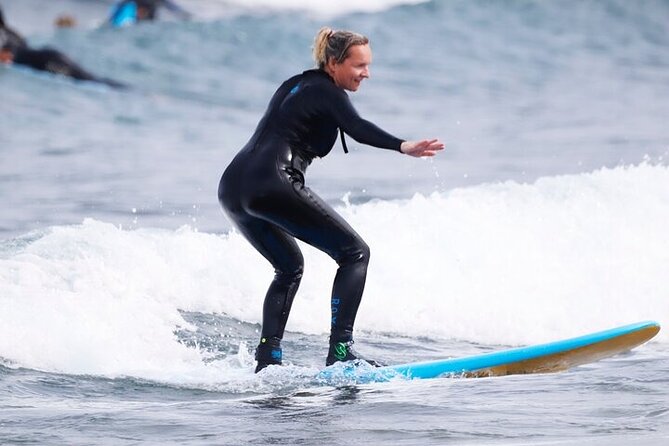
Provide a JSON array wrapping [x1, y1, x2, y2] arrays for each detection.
[[336, 239, 370, 267], [274, 267, 303, 287], [274, 255, 304, 281]]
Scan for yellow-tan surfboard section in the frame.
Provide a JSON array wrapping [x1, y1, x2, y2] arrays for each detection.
[[383, 321, 661, 380]]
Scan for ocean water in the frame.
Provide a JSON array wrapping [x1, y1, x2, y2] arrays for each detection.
[[1, 0, 669, 444]]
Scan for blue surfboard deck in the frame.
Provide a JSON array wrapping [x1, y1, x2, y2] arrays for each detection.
[[317, 321, 660, 384]]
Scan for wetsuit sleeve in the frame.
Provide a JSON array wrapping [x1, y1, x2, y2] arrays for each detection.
[[324, 87, 404, 152], [0, 26, 28, 52]]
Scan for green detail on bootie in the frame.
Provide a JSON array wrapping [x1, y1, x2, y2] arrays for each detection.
[[334, 342, 348, 360]]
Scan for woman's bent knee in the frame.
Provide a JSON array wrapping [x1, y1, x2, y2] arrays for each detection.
[[336, 239, 370, 267]]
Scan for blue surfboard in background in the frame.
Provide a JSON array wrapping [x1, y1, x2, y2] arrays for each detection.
[[318, 321, 660, 384]]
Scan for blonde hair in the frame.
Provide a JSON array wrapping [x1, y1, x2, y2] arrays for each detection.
[[312, 27, 369, 69]]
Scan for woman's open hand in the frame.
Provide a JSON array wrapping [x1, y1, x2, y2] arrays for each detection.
[[400, 139, 445, 157]]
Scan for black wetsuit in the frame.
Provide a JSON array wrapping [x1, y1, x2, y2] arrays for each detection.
[[0, 9, 27, 53], [218, 69, 403, 352], [1, 8, 125, 89], [11, 48, 125, 88]]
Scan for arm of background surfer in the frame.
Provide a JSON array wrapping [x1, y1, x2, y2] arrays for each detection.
[[0, 11, 29, 51]]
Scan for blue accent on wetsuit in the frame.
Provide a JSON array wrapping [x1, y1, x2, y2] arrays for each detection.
[[218, 69, 403, 346], [109, 1, 138, 27], [109, 0, 190, 26]]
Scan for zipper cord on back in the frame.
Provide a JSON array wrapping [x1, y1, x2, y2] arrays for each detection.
[[339, 128, 349, 154]]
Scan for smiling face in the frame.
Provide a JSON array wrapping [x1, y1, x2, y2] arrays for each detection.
[[326, 44, 372, 92]]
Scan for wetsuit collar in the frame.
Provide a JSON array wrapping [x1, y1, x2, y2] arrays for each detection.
[[303, 68, 335, 84]]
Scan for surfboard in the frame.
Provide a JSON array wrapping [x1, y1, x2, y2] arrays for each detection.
[[317, 320, 660, 383]]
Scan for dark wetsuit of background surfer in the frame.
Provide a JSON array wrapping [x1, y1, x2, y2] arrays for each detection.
[[218, 69, 403, 349], [1, 7, 124, 89], [11, 49, 125, 88]]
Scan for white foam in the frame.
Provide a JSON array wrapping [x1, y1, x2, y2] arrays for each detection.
[[1, 163, 667, 382], [198, 0, 429, 18]]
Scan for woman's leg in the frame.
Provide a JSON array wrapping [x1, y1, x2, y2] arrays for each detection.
[[232, 216, 304, 342], [247, 181, 370, 349], [220, 169, 372, 369]]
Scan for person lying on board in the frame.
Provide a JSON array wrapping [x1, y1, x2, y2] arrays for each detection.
[[0, 6, 126, 89]]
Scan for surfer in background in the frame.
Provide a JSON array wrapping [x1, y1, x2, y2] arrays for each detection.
[[218, 27, 444, 373], [109, 0, 192, 27], [54, 15, 77, 29], [0, 7, 125, 89]]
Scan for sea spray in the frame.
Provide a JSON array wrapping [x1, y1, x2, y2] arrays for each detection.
[[1, 164, 666, 380]]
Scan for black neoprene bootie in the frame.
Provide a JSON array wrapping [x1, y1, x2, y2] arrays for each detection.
[[325, 340, 383, 367], [255, 336, 282, 373]]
